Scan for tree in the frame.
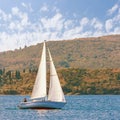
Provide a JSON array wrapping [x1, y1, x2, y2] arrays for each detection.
[[0, 69, 3, 75], [6, 70, 12, 79], [116, 73, 120, 80], [2, 68, 5, 74], [15, 70, 21, 79], [59, 61, 70, 68]]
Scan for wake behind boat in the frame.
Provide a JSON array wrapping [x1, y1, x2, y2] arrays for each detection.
[[18, 41, 66, 109]]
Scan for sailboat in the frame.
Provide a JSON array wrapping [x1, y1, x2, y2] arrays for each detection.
[[18, 41, 66, 109]]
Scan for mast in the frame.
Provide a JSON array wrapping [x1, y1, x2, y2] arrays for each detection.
[[31, 41, 47, 100]]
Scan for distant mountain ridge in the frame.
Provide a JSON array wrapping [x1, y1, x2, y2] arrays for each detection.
[[0, 34, 120, 70]]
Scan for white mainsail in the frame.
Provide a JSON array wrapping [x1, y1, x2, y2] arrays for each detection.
[[48, 49, 66, 102], [31, 42, 47, 99]]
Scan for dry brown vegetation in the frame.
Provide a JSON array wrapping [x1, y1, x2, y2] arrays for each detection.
[[0, 34, 120, 95], [0, 68, 120, 95], [0, 34, 120, 70]]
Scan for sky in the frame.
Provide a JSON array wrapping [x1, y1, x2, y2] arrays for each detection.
[[0, 0, 120, 51]]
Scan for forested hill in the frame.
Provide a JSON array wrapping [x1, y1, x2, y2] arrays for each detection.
[[0, 35, 120, 95], [0, 34, 120, 70]]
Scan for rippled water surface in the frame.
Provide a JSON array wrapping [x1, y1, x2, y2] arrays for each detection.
[[0, 95, 120, 120]]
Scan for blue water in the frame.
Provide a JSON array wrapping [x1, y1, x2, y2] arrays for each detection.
[[0, 95, 120, 120]]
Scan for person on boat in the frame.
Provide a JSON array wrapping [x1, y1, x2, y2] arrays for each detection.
[[23, 98, 27, 102]]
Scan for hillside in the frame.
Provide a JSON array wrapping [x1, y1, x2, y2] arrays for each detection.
[[0, 34, 120, 95], [0, 68, 120, 95], [0, 34, 120, 70]]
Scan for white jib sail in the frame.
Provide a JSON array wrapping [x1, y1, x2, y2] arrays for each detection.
[[48, 49, 66, 102], [31, 42, 47, 99]]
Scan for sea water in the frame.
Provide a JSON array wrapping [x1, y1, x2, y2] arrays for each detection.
[[0, 95, 120, 120]]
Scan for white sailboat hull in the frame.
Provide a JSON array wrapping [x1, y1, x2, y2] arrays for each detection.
[[18, 100, 66, 109]]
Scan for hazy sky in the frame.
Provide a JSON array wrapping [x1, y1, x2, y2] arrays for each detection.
[[0, 0, 120, 51]]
